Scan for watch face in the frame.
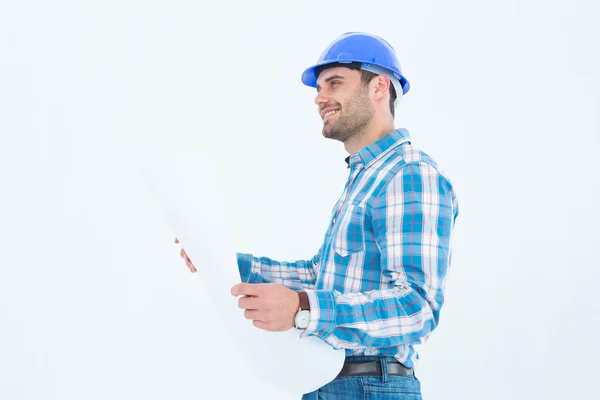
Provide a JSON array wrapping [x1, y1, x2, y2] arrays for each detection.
[[295, 310, 310, 329]]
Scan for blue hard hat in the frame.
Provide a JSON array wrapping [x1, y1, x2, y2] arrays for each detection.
[[301, 32, 410, 95]]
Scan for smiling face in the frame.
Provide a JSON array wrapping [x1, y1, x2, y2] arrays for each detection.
[[314, 66, 374, 143]]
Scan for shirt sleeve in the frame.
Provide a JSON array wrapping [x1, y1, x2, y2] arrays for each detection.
[[236, 250, 320, 290], [301, 161, 459, 349]]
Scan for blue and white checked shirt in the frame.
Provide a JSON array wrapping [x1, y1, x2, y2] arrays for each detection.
[[237, 129, 459, 368]]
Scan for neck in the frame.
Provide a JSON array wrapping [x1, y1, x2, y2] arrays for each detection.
[[343, 117, 395, 154]]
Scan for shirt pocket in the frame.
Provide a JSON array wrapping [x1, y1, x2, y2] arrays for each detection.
[[333, 203, 366, 257]]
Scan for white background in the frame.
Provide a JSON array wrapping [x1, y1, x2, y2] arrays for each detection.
[[1, 1, 599, 399]]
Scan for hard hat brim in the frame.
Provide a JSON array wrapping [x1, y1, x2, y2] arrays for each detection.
[[302, 61, 411, 95]]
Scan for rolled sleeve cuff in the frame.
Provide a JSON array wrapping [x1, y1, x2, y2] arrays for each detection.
[[300, 289, 337, 339], [236, 253, 262, 283]]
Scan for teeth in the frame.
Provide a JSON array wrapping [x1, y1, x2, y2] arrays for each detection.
[[324, 110, 338, 118]]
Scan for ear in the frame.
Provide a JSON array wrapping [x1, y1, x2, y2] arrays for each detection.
[[371, 74, 391, 102]]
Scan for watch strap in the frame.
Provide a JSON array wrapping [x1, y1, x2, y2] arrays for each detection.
[[298, 290, 310, 311]]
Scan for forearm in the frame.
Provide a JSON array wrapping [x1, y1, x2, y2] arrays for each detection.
[[236, 253, 318, 289], [300, 286, 438, 349]]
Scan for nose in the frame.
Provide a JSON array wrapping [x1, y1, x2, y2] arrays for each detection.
[[314, 90, 328, 107]]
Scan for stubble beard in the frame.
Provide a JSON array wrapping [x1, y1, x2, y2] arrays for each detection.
[[322, 87, 373, 143]]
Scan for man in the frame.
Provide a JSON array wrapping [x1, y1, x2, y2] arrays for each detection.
[[176, 32, 459, 399]]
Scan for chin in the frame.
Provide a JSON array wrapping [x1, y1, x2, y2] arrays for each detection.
[[322, 121, 336, 137], [322, 127, 334, 139]]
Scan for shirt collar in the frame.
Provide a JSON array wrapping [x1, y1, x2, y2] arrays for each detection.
[[345, 128, 412, 168]]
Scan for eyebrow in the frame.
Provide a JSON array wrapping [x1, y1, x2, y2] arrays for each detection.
[[316, 75, 345, 91]]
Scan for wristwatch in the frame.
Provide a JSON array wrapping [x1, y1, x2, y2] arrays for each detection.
[[294, 291, 311, 329]]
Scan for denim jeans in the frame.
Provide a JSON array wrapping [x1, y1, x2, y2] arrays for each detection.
[[301, 356, 422, 400]]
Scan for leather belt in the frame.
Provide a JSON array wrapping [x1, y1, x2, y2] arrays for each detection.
[[336, 360, 414, 378]]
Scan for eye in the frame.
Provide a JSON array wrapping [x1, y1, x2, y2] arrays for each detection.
[[331, 81, 340, 87]]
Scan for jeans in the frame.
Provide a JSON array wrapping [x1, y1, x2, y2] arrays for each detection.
[[301, 356, 422, 400]]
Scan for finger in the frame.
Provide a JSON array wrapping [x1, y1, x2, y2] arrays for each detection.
[[231, 283, 262, 297], [185, 258, 196, 271], [252, 320, 270, 331], [186, 260, 196, 272], [238, 295, 259, 310], [174, 238, 179, 244], [180, 248, 186, 258], [244, 309, 263, 321]]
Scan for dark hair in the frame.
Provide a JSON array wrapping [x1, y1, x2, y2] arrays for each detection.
[[316, 63, 396, 118], [359, 70, 397, 118]]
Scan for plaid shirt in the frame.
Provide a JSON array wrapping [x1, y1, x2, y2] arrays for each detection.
[[237, 129, 459, 368]]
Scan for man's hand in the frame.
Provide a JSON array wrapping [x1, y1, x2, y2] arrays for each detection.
[[231, 283, 300, 331], [174, 238, 197, 273]]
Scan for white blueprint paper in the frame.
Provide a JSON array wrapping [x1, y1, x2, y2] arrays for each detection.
[[141, 151, 344, 396]]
